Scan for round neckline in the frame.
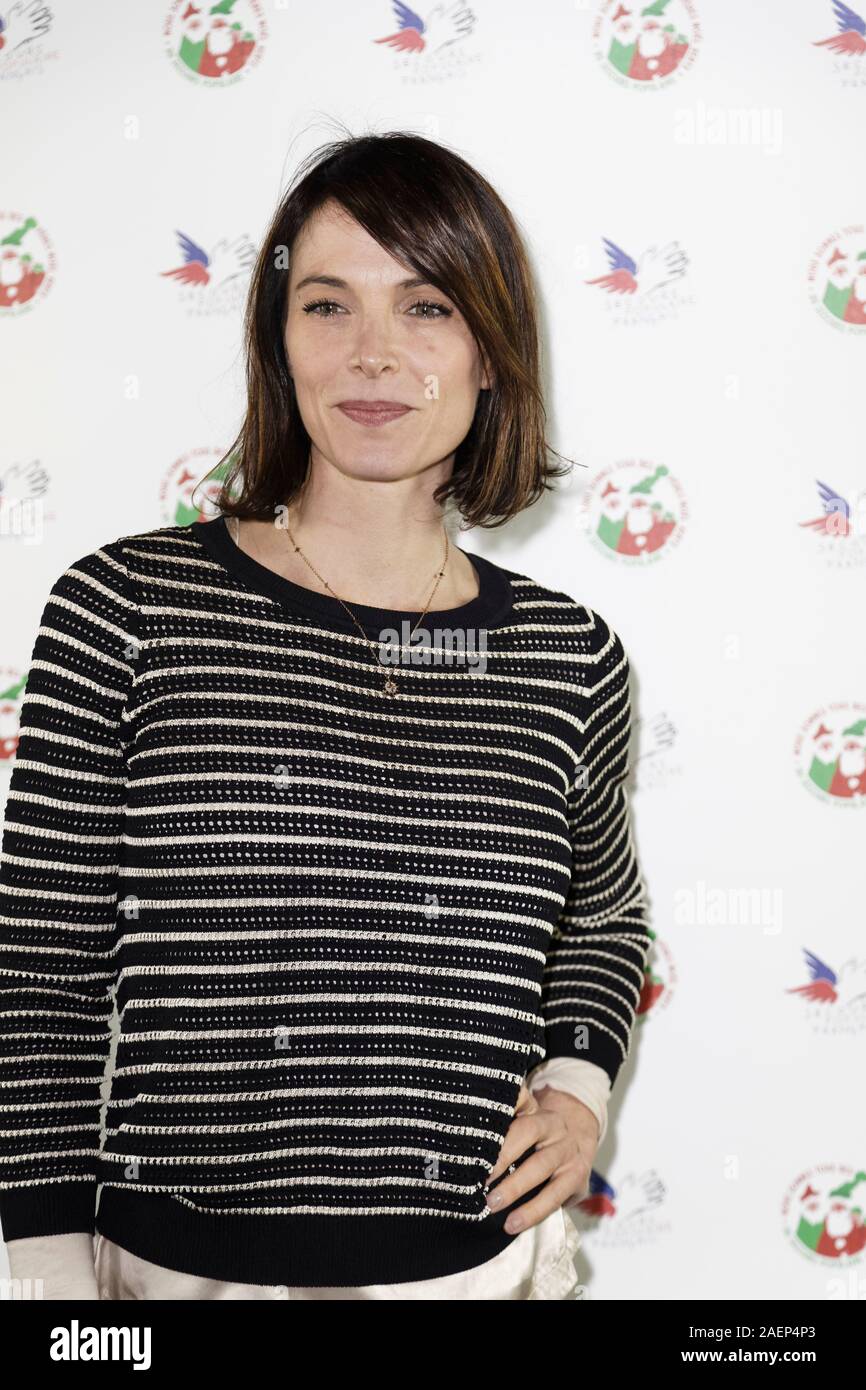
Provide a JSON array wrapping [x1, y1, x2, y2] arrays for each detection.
[[190, 514, 514, 636]]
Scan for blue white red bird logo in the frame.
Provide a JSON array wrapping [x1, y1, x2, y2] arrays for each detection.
[[814, 1, 866, 54], [586, 237, 688, 296], [373, 1, 476, 53], [161, 230, 255, 288]]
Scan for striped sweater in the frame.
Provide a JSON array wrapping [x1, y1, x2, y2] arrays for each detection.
[[0, 516, 651, 1285]]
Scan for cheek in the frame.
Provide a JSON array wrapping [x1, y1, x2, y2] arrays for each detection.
[[410, 338, 481, 407], [285, 318, 311, 362], [411, 380, 475, 432], [286, 330, 344, 396]]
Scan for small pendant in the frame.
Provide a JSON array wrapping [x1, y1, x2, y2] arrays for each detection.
[[383, 677, 399, 696]]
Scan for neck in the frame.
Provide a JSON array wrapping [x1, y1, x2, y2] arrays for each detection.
[[237, 454, 479, 611]]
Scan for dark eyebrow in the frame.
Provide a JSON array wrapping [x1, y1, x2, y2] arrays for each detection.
[[293, 274, 436, 294]]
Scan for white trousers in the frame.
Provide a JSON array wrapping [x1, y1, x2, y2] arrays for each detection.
[[94, 1206, 583, 1301]]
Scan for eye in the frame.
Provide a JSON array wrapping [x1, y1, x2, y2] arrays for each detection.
[[302, 299, 345, 317], [301, 298, 454, 320], [407, 299, 453, 319]]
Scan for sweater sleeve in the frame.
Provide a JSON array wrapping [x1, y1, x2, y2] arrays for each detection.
[[0, 540, 138, 1241], [538, 609, 652, 1089]]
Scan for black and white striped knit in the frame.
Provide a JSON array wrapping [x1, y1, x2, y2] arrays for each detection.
[[0, 516, 651, 1285]]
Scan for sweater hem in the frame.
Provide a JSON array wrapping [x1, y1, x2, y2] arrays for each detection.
[[94, 1185, 530, 1287]]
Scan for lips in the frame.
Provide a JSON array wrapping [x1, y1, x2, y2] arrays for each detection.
[[337, 402, 411, 426]]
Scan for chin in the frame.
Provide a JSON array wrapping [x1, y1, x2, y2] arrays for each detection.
[[330, 451, 421, 482]]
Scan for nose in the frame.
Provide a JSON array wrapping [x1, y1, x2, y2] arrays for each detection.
[[351, 310, 400, 374]]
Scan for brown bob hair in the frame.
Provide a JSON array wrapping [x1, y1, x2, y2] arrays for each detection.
[[211, 130, 572, 531]]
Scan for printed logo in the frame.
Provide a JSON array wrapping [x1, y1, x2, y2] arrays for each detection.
[[0, 460, 54, 542], [799, 478, 866, 568], [813, 1, 866, 87], [636, 928, 675, 1022], [160, 229, 256, 316], [794, 704, 866, 806], [633, 710, 683, 791], [787, 949, 866, 1037], [592, 0, 700, 89], [574, 1168, 671, 1248], [0, 669, 27, 762], [159, 448, 238, 526], [782, 1165, 866, 1265], [372, 1, 480, 81], [807, 227, 866, 332], [579, 460, 687, 563], [0, 213, 55, 313], [585, 235, 692, 325], [164, 0, 266, 86], [0, 2, 57, 80]]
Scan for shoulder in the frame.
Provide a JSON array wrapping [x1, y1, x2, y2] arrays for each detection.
[[92, 522, 199, 569], [39, 524, 200, 628], [491, 561, 589, 625], [48, 523, 199, 588], [500, 563, 634, 709], [496, 560, 629, 661]]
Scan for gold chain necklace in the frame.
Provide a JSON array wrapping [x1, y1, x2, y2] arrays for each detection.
[[231, 514, 450, 697]]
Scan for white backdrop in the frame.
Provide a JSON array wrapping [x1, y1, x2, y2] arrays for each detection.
[[2, 1, 864, 1301]]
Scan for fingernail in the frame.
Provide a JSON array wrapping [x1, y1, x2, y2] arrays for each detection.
[[505, 1214, 523, 1233], [486, 1191, 503, 1208]]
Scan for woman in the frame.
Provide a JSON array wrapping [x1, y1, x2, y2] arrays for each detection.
[[0, 132, 651, 1300]]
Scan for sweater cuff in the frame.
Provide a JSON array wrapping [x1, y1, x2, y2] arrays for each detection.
[[540, 1020, 627, 1089], [0, 1181, 98, 1242]]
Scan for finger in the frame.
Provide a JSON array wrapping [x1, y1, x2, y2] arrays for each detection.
[[485, 1138, 571, 1214], [487, 1107, 567, 1185], [483, 1085, 543, 1187], [503, 1178, 581, 1234], [485, 1107, 564, 1187]]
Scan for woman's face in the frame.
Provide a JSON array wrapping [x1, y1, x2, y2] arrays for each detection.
[[283, 201, 490, 488]]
